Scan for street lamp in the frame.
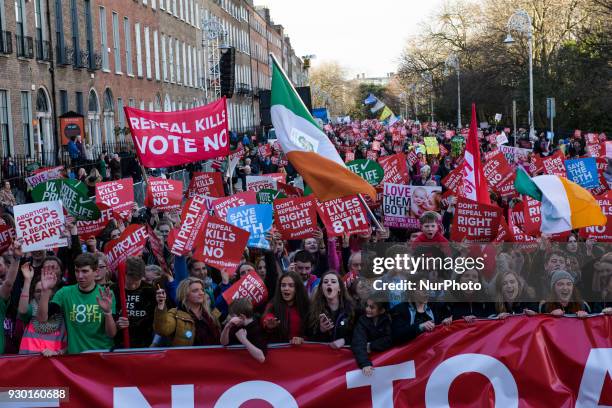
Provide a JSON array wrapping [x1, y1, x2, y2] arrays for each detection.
[[504, 9, 535, 140], [444, 53, 461, 128]]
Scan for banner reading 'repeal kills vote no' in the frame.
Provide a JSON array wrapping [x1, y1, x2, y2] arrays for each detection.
[[124, 98, 230, 168]]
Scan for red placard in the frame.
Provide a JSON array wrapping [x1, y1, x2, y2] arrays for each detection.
[[258, 144, 271, 157], [146, 224, 169, 273], [276, 182, 303, 198], [378, 153, 409, 185], [95, 179, 135, 220], [579, 191, 612, 241], [186, 172, 225, 198], [0, 223, 15, 254], [345, 151, 355, 163], [213, 192, 257, 219], [264, 172, 287, 184], [493, 216, 510, 243], [450, 197, 502, 242], [316, 195, 370, 238], [77, 202, 115, 238], [522, 195, 542, 237], [104, 224, 148, 271], [366, 150, 378, 161], [591, 158, 610, 196], [541, 150, 566, 177], [586, 142, 604, 158], [441, 166, 464, 195], [193, 215, 250, 270], [273, 197, 318, 240], [125, 99, 230, 168], [227, 146, 245, 161], [406, 150, 419, 167], [221, 271, 268, 307], [483, 151, 515, 196], [145, 178, 183, 211], [170, 195, 211, 256]]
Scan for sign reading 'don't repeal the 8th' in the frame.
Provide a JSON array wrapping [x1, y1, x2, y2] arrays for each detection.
[[14, 201, 68, 252], [273, 196, 318, 240], [451, 197, 502, 242], [316, 195, 370, 238], [193, 215, 250, 271], [124, 98, 230, 168]]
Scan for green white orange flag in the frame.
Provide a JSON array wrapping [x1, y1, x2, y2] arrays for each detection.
[[270, 56, 376, 201]]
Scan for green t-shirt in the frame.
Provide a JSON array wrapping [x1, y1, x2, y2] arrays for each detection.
[[52, 284, 116, 354], [0, 297, 7, 354]]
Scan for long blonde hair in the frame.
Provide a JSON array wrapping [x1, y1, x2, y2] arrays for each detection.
[[176, 278, 220, 329]]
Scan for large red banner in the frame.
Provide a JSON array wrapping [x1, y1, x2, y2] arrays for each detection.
[[0, 316, 610, 407], [125, 99, 229, 168]]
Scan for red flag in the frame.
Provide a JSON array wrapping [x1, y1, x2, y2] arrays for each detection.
[[460, 104, 490, 205]]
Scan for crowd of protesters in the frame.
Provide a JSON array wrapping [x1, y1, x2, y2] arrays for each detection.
[[0, 119, 610, 376]]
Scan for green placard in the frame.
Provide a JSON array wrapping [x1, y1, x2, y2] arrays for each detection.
[[346, 159, 384, 186], [25, 162, 41, 172], [256, 189, 286, 205], [451, 136, 465, 157], [304, 185, 313, 197], [32, 179, 101, 221]]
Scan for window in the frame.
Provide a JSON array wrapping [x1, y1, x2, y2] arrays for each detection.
[[21, 92, 33, 157], [175, 40, 180, 83], [59, 90, 68, 114], [0, 90, 12, 157], [168, 37, 174, 82], [151, 0, 156, 10], [172, 0, 177, 16], [135, 22, 142, 76], [153, 31, 160, 80], [34, 0, 46, 59], [117, 98, 124, 129], [15, 0, 26, 57], [159, 0, 164, 10], [144, 26, 151, 79], [190, 0, 194, 25], [70, 0, 79, 66], [178, 0, 183, 20], [85, 1, 94, 68], [182, 42, 187, 86], [76, 91, 83, 115], [192, 47, 197, 88], [99, 7, 109, 70], [143, 0, 147, 5], [187, 45, 192, 86], [124, 17, 132, 75], [161, 34, 167, 81], [112, 12, 121, 73]]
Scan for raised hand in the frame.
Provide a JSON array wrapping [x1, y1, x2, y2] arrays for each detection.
[[20, 262, 34, 281], [40, 268, 58, 292], [96, 286, 113, 314]]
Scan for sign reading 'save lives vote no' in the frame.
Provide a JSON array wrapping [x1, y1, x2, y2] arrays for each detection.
[[124, 98, 229, 168]]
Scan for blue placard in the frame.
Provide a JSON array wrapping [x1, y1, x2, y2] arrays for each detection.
[[564, 158, 599, 189], [226, 204, 273, 249]]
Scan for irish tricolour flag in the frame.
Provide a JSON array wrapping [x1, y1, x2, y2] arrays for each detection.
[[270, 56, 376, 201], [515, 167, 606, 233]]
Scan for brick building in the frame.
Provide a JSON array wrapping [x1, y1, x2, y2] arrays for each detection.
[[0, 0, 306, 171]]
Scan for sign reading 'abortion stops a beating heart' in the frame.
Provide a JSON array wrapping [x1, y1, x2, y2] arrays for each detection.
[[124, 98, 230, 168], [14, 201, 68, 252]]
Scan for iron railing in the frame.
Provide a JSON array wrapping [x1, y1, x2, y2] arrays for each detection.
[[35, 39, 52, 61]]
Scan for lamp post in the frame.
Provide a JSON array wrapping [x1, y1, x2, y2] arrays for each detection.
[[503, 9, 535, 140], [444, 53, 461, 128], [422, 72, 434, 124]]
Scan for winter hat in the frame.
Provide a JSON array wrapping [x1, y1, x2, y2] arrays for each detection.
[[550, 270, 574, 291]]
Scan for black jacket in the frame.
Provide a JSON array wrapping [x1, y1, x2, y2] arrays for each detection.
[[390, 303, 438, 344], [351, 314, 392, 368]]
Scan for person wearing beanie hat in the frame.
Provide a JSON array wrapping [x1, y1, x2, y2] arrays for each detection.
[[539, 269, 590, 317]]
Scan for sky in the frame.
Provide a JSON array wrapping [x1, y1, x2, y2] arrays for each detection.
[[255, 0, 443, 78]]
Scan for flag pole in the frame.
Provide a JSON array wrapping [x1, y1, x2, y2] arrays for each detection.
[[358, 194, 384, 231], [226, 156, 233, 195]]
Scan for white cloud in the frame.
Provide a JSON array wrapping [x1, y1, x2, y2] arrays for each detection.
[[255, 0, 443, 78]]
